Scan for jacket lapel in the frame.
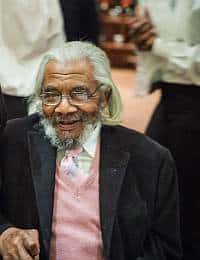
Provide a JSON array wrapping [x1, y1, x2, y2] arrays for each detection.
[[100, 126, 130, 259], [28, 130, 56, 256]]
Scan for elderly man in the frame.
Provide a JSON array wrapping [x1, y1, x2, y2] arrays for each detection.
[[0, 42, 181, 260]]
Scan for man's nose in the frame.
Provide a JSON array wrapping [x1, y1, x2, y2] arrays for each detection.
[[54, 96, 78, 114]]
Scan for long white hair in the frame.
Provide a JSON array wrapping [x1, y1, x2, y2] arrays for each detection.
[[28, 41, 122, 125]]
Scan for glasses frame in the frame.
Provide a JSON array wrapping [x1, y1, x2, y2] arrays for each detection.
[[40, 83, 103, 107]]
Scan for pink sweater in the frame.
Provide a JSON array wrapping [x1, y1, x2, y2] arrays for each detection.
[[49, 144, 104, 260]]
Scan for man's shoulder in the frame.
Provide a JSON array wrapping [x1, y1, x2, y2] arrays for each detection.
[[102, 124, 170, 161], [103, 125, 175, 183], [2, 113, 40, 141]]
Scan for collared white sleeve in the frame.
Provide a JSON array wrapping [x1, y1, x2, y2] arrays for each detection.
[[0, 0, 66, 97], [134, 0, 200, 96], [152, 37, 200, 85]]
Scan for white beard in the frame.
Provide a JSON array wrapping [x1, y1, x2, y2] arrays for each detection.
[[28, 96, 101, 150], [40, 117, 98, 151]]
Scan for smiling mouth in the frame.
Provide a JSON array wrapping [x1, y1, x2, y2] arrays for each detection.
[[57, 120, 81, 130]]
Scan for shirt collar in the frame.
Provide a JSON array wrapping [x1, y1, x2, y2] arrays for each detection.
[[82, 122, 101, 158]]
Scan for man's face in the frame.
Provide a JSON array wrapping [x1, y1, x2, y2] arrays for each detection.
[[42, 59, 103, 140]]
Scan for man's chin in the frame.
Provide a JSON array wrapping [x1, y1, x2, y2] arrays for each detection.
[[55, 126, 84, 141], [56, 132, 80, 142], [40, 114, 100, 150]]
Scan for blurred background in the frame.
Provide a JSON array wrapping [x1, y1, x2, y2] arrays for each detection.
[[96, 0, 160, 132]]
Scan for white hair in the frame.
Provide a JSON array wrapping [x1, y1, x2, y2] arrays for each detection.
[[28, 41, 123, 125]]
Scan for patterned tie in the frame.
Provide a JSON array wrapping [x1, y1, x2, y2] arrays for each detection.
[[59, 147, 86, 182]]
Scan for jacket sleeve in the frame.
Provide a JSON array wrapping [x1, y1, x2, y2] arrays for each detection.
[[59, 0, 99, 44], [0, 89, 11, 234], [0, 87, 7, 134], [0, 135, 13, 235], [140, 149, 182, 260]]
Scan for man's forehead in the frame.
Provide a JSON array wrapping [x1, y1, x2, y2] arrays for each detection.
[[44, 59, 94, 79]]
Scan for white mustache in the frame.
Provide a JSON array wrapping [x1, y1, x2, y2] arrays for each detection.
[[50, 110, 100, 125], [54, 114, 81, 123]]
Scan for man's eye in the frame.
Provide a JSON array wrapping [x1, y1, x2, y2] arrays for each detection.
[[44, 92, 59, 101], [71, 86, 90, 94], [70, 87, 90, 99]]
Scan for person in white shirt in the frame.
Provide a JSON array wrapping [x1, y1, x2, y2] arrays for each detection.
[[129, 1, 200, 259], [0, 0, 65, 119]]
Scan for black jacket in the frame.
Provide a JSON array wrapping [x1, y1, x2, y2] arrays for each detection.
[[0, 114, 182, 259], [0, 87, 6, 134]]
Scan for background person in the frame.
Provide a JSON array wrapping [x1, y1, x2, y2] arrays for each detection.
[[129, 0, 200, 259], [0, 0, 65, 119], [59, 0, 100, 45], [0, 87, 6, 135]]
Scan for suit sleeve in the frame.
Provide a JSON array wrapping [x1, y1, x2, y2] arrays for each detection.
[[0, 133, 14, 235], [0, 90, 11, 234], [141, 149, 182, 260], [0, 87, 7, 134]]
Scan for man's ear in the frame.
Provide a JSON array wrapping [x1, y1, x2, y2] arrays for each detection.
[[100, 89, 111, 108], [105, 89, 112, 103]]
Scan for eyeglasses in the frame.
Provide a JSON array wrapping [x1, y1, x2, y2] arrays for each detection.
[[40, 84, 103, 106]]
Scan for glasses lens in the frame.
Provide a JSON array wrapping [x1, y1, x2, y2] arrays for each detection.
[[70, 89, 89, 105], [42, 92, 60, 105], [41, 85, 98, 106]]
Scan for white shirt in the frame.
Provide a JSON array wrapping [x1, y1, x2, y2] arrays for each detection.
[[57, 123, 101, 176], [0, 0, 65, 97], [134, 0, 200, 96]]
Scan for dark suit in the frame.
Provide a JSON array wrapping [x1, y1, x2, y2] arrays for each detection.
[[0, 114, 182, 260], [59, 0, 100, 44], [0, 87, 7, 193], [0, 88, 6, 133]]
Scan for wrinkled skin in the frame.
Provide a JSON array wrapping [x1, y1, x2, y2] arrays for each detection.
[[128, 6, 157, 51], [42, 59, 106, 140], [0, 228, 40, 260]]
